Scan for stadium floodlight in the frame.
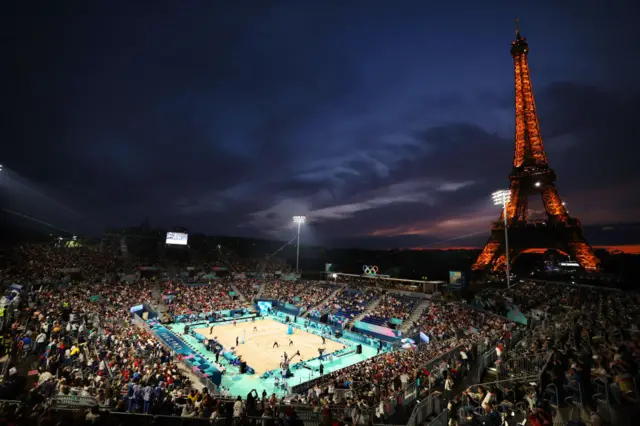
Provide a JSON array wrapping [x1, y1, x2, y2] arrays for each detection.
[[293, 216, 306, 273], [492, 189, 512, 288]]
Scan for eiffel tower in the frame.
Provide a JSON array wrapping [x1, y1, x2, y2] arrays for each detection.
[[472, 20, 600, 273]]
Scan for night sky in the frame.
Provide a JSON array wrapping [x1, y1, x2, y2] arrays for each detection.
[[4, 1, 640, 250]]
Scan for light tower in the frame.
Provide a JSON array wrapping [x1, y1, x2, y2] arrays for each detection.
[[293, 216, 306, 273], [492, 190, 511, 288]]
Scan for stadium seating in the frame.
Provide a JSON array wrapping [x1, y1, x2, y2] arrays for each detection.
[[260, 279, 305, 300], [286, 281, 336, 310], [362, 293, 421, 325], [3, 242, 639, 426], [320, 287, 381, 320]]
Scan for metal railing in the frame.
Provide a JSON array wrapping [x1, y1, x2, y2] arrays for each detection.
[[473, 327, 527, 383], [402, 344, 464, 405], [0, 394, 375, 426], [475, 347, 497, 382], [426, 408, 447, 426], [508, 327, 525, 349], [500, 351, 552, 379], [407, 393, 445, 426], [457, 376, 540, 425]]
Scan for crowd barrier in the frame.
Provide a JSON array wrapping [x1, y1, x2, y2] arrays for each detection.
[[501, 351, 553, 378], [0, 398, 227, 426], [1, 386, 378, 425], [406, 393, 445, 426], [474, 328, 525, 383], [402, 344, 464, 405]]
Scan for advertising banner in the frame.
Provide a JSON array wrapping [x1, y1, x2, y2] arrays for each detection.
[[153, 325, 192, 355], [507, 306, 528, 325], [284, 303, 299, 311], [342, 330, 378, 346], [354, 320, 400, 339]]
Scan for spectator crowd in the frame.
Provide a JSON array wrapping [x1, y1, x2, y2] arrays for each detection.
[[1, 241, 639, 426]]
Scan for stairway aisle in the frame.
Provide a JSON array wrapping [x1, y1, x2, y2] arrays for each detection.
[[119, 237, 129, 257], [150, 282, 170, 320], [353, 297, 382, 322], [254, 283, 266, 300], [302, 285, 345, 317], [400, 298, 431, 332], [151, 283, 163, 304], [230, 283, 248, 303]]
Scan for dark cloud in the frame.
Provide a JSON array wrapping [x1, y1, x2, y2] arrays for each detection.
[[538, 83, 640, 187], [2, 1, 639, 249]]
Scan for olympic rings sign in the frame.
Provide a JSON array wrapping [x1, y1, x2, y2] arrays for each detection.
[[362, 265, 379, 275]]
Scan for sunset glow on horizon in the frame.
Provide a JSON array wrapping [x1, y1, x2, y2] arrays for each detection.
[[407, 245, 640, 254]]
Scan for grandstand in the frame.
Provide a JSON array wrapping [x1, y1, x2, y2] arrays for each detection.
[[362, 293, 421, 326], [0, 237, 637, 426]]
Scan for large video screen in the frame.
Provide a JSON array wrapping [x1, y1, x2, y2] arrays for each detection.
[[257, 301, 273, 314], [449, 271, 463, 285], [166, 232, 188, 246]]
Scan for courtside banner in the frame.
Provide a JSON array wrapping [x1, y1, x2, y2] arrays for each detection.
[[354, 320, 400, 339], [153, 324, 192, 355]]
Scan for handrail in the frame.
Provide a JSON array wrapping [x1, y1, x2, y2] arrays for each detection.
[[544, 383, 559, 406], [471, 376, 540, 389], [425, 408, 447, 426], [407, 393, 443, 426], [402, 344, 464, 404]]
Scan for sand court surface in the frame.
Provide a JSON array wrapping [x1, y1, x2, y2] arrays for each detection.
[[193, 318, 345, 374]]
